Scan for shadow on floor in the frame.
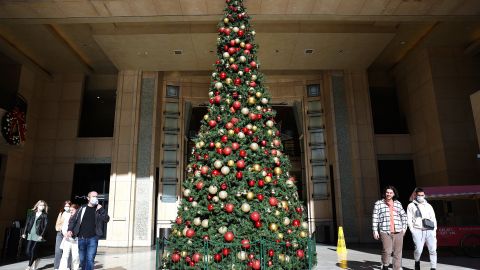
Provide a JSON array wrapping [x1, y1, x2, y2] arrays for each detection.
[[335, 261, 414, 270]]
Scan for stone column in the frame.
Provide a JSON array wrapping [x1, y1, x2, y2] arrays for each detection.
[[327, 71, 359, 242], [107, 70, 141, 247]]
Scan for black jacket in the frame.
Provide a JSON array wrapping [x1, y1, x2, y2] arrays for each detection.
[[68, 205, 110, 237], [23, 211, 48, 239]]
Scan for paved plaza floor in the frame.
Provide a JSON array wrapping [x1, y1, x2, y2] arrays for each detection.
[[0, 244, 478, 270]]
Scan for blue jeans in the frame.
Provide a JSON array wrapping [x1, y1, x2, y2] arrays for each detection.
[[78, 236, 98, 270]]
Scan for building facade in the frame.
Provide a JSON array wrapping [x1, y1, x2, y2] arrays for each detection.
[[0, 0, 479, 248]]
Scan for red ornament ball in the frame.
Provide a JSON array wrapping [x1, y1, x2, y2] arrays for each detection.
[[223, 147, 232, 155], [236, 171, 243, 179], [292, 219, 301, 227], [222, 247, 230, 256], [254, 221, 262, 228], [231, 142, 240, 150], [192, 253, 201, 262], [268, 249, 274, 257], [175, 216, 182, 225], [208, 204, 214, 211], [236, 159, 245, 169], [224, 203, 234, 213], [239, 150, 247, 157], [185, 229, 195, 238], [269, 197, 278, 206], [233, 101, 241, 110], [214, 253, 222, 262], [241, 239, 251, 249], [296, 249, 305, 259], [252, 260, 261, 270], [224, 231, 234, 242], [257, 194, 264, 201], [171, 253, 181, 263], [208, 120, 217, 128], [248, 180, 255, 187], [250, 211, 260, 222]]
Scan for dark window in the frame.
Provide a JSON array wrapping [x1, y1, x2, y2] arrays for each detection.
[[78, 87, 116, 137], [369, 87, 408, 134], [377, 160, 416, 207], [71, 163, 111, 238]]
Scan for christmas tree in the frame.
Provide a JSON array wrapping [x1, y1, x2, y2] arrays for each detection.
[[163, 0, 316, 269]]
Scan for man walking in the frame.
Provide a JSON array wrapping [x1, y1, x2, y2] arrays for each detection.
[[407, 187, 437, 270], [372, 186, 408, 270], [68, 191, 110, 270]]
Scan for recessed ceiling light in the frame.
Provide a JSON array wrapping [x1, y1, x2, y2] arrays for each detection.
[[305, 49, 313, 54], [399, 41, 406, 45], [173, 50, 183, 55], [96, 96, 100, 99]]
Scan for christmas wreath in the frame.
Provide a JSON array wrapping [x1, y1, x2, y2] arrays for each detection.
[[1, 95, 27, 145]]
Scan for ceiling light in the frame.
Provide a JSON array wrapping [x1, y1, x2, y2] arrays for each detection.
[[399, 41, 406, 45], [173, 50, 183, 55], [96, 96, 100, 99], [304, 49, 313, 54]]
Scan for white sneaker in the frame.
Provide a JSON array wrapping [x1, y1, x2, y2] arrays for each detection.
[[24, 266, 31, 270]]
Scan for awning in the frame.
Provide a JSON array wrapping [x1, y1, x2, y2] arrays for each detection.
[[423, 185, 480, 200]]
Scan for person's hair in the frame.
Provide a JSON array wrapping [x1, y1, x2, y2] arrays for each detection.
[[414, 187, 424, 194], [60, 200, 72, 213], [382, 185, 399, 200], [87, 191, 98, 198], [32, 200, 48, 214], [70, 204, 79, 210]]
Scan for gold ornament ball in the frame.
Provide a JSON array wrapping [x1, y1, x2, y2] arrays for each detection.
[[274, 167, 282, 175], [223, 18, 229, 23], [277, 233, 284, 239], [255, 92, 262, 98], [203, 114, 209, 120], [225, 78, 232, 85], [264, 176, 272, 183], [281, 201, 289, 209], [267, 130, 273, 136], [248, 97, 256, 105], [253, 164, 261, 171], [229, 57, 235, 63], [228, 160, 235, 167], [240, 42, 245, 48], [199, 141, 205, 148], [269, 223, 278, 232], [181, 251, 188, 257], [278, 254, 285, 262], [274, 210, 281, 216], [228, 129, 235, 136], [300, 231, 308, 238], [252, 126, 257, 131], [176, 231, 182, 237], [215, 142, 222, 149], [246, 191, 255, 200]]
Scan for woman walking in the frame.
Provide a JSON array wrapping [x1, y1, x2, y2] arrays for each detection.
[[22, 200, 48, 270], [59, 204, 80, 270], [54, 201, 72, 270]]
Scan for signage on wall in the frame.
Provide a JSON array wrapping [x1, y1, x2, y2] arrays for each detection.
[[1, 94, 27, 146]]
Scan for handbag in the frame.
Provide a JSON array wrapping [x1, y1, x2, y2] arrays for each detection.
[[414, 203, 435, 230]]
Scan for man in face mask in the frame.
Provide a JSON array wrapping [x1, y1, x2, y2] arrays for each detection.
[[67, 191, 110, 270], [407, 188, 437, 270]]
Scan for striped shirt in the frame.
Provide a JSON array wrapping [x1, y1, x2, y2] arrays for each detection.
[[372, 199, 407, 233]]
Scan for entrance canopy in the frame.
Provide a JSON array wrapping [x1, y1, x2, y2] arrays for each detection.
[[423, 185, 480, 200]]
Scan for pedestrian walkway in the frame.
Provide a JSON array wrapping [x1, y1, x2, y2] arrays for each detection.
[[0, 244, 478, 269]]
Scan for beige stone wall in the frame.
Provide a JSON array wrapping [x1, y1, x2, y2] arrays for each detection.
[[0, 66, 42, 245], [394, 47, 449, 186], [344, 70, 379, 242], [472, 91, 480, 150], [429, 48, 480, 183]]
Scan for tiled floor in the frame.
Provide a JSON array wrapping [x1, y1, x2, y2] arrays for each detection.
[[0, 244, 478, 269]]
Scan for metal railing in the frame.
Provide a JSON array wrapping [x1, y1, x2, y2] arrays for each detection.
[[156, 234, 317, 269]]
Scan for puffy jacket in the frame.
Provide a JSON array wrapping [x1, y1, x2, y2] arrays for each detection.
[[68, 205, 110, 237], [407, 199, 437, 230], [23, 211, 48, 239]]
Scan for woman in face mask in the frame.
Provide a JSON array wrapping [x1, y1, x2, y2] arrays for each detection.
[[407, 188, 438, 270], [54, 201, 72, 270], [22, 200, 49, 270]]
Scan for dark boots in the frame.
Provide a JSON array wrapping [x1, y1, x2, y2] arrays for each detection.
[[414, 261, 420, 270]]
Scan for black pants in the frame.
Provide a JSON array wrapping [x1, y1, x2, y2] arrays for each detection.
[[25, 240, 42, 266]]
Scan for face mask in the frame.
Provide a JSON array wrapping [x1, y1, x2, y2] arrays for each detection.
[[416, 196, 425, 203], [90, 197, 99, 206], [64, 207, 70, 212], [38, 206, 45, 211]]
